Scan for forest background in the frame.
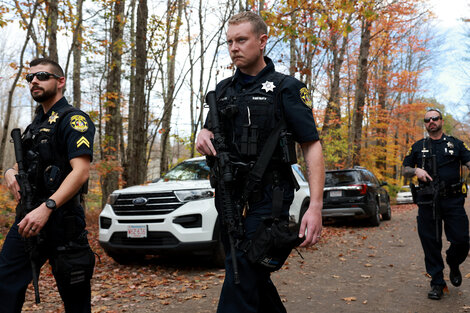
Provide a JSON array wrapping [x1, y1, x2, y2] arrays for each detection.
[[0, 0, 469, 211]]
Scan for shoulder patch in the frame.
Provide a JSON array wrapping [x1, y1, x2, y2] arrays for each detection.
[[406, 146, 412, 156], [70, 115, 88, 132], [464, 142, 470, 151], [300, 87, 312, 108]]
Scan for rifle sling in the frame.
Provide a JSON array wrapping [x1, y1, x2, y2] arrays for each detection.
[[242, 118, 286, 202]]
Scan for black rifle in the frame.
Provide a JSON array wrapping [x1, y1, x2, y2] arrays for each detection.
[[11, 128, 41, 304], [429, 154, 444, 242], [206, 91, 244, 284]]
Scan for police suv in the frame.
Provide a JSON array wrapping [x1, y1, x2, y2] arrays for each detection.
[[98, 157, 310, 266]]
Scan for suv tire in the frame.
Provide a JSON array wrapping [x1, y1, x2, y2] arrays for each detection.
[[369, 200, 381, 227], [382, 200, 392, 221]]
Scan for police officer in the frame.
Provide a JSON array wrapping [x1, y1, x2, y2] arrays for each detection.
[[196, 12, 324, 313], [0, 58, 95, 312], [403, 108, 470, 300]]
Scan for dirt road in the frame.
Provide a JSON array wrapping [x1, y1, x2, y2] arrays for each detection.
[[23, 204, 470, 312]]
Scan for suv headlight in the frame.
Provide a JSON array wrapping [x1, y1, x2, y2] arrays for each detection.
[[107, 193, 119, 205], [174, 189, 214, 202]]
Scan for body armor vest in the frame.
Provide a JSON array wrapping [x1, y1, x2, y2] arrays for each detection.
[[22, 106, 79, 202], [216, 71, 294, 164]]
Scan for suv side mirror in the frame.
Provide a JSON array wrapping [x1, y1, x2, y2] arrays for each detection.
[[380, 181, 388, 186]]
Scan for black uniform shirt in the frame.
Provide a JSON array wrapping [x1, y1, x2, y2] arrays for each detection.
[[210, 57, 319, 144], [403, 134, 470, 184], [32, 97, 95, 162]]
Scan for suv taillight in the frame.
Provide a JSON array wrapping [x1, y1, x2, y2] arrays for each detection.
[[353, 184, 367, 195]]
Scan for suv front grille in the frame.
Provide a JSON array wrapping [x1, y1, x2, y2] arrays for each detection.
[[112, 192, 183, 216], [109, 231, 179, 246]]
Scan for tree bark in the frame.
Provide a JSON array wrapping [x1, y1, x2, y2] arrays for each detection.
[[159, 0, 183, 175], [349, 18, 372, 167], [0, 2, 38, 172], [101, 0, 125, 207], [46, 0, 59, 61], [125, 0, 148, 186], [72, 0, 84, 108]]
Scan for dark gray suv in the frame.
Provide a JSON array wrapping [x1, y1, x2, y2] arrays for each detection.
[[322, 167, 391, 226]]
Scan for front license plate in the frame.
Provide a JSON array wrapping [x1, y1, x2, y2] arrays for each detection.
[[127, 225, 147, 238], [330, 190, 342, 197]]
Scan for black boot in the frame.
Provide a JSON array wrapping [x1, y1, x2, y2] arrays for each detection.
[[428, 285, 445, 300], [449, 265, 462, 287]]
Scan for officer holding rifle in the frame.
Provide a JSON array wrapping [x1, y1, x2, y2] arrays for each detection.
[[196, 11, 324, 313], [0, 58, 95, 312], [403, 108, 470, 300]]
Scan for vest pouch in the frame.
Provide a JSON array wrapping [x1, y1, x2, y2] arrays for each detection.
[[37, 137, 53, 163], [279, 130, 297, 164], [44, 165, 62, 192]]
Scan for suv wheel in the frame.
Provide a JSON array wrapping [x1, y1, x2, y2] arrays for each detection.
[[382, 200, 392, 221], [369, 200, 381, 227]]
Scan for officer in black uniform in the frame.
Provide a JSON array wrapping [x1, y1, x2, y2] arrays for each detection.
[[196, 12, 324, 313], [0, 58, 95, 312], [403, 108, 470, 300]]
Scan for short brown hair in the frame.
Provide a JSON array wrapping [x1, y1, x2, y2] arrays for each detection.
[[30, 58, 64, 77], [228, 11, 267, 36]]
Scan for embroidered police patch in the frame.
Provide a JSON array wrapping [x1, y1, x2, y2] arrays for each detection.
[[406, 147, 412, 156], [70, 115, 88, 132], [48, 111, 59, 124], [300, 87, 312, 108]]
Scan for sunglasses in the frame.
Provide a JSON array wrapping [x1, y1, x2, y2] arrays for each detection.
[[26, 71, 62, 83], [423, 116, 441, 123]]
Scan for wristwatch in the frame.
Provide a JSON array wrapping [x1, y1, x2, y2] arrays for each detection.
[[45, 199, 57, 211]]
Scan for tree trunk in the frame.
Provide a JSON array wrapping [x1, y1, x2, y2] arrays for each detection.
[[349, 19, 372, 167], [159, 0, 183, 175], [122, 0, 137, 187], [101, 0, 125, 208], [322, 32, 348, 136], [0, 2, 38, 172], [46, 0, 59, 61], [72, 0, 84, 108], [125, 0, 148, 186]]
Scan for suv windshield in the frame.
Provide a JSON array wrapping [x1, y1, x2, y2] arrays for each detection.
[[325, 170, 360, 187], [162, 160, 210, 181]]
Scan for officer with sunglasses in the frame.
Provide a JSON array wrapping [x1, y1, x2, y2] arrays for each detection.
[[403, 108, 470, 300], [0, 58, 95, 312]]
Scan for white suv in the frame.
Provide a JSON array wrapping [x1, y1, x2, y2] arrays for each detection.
[[98, 157, 310, 266]]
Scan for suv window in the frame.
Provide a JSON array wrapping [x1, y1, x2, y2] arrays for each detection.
[[162, 160, 210, 181], [325, 170, 360, 187]]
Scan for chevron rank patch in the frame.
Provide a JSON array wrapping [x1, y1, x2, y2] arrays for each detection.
[[77, 136, 90, 148], [70, 115, 88, 132]]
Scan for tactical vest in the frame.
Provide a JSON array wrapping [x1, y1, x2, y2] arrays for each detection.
[[216, 71, 295, 165], [22, 105, 79, 202], [419, 135, 462, 185]]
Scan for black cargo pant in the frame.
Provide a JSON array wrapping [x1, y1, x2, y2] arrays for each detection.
[[417, 195, 469, 287], [0, 219, 92, 313], [216, 181, 294, 313]]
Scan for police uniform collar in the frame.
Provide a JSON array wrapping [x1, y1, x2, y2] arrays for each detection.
[[37, 97, 69, 122], [233, 56, 275, 85]]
